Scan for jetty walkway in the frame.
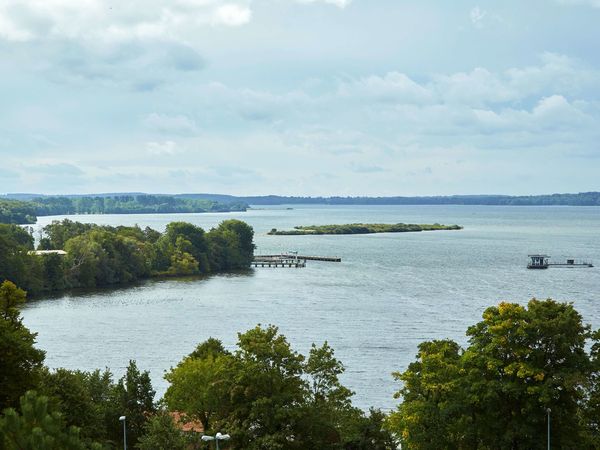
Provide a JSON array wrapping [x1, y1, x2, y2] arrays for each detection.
[[252, 253, 341, 268]]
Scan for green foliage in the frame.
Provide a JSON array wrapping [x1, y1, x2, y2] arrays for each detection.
[[388, 340, 465, 449], [0, 282, 45, 411], [37, 362, 155, 448], [0, 391, 99, 449], [39, 220, 96, 250], [389, 299, 598, 450], [164, 352, 234, 432], [0, 219, 254, 297], [0, 225, 43, 294], [0, 195, 249, 224], [113, 361, 156, 447], [342, 408, 397, 450], [0, 281, 27, 322], [39, 368, 117, 445], [0, 200, 37, 225], [189, 337, 231, 360], [165, 326, 397, 450], [206, 220, 255, 270], [136, 410, 192, 450], [268, 223, 462, 235]]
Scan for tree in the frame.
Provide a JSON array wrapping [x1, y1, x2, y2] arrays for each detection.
[[582, 329, 600, 447], [39, 368, 116, 445], [0, 281, 45, 411], [136, 410, 191, 450], [388, 299, 597, 450], [164, 326, 397, 450], [165, 352, 233, 432], [342, 409, 397, 450], [0, 225, 42, 294], [225, 325, 308, 450], [387, 340, 465, 450], [463, 300, 591, 449], [0, 391, 100, 449], [111, 361, 156, 447], [299, 342, 356, 448], [189, 337, 230, 360]]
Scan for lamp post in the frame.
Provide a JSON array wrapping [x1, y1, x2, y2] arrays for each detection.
[[119, 415, 127, 450], [546, 408, 551, 450], [202, 432, 231, 450]]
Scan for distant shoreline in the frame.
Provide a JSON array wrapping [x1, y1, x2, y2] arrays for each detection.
[[5, 191, 599, 206]]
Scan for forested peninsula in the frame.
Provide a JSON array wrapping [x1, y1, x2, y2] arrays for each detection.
[[0, 195, 248, 225], [0, 219, 254, 297], [268, 223, 463, 235]]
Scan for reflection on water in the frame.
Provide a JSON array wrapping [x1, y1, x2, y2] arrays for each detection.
[[21, 205, 600, 410]]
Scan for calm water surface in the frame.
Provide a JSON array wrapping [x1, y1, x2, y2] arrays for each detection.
[[21, 205, 600, 410]]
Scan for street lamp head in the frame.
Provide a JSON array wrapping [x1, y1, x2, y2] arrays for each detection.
[[201, 436, 215, 441], [546, 408, 551, 414], [119, 416, 126, 422], [216, 433, 231, 440]]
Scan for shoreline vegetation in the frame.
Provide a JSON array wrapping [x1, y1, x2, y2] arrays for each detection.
[[2, 282, 600, 448], [268, 223, 463, 235], [105, 191, 600, 206], [0, 194, 248, 225], [0, 219, 254, 297], [2, 191, 600, 224]]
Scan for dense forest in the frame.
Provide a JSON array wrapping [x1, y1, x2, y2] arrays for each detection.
[[2, 282, 600, 448], [268, 223, 462, 235], [0, 219, 254, 297], [0, 195, 248, 224]]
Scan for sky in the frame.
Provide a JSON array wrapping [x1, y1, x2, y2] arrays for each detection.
[[1, 0, 599, 196]]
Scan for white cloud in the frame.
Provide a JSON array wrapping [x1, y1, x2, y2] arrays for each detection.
[[143, 113, 199, 135], [296, 0, 351, 8], [0, 0, 254, 45], [338, 72, 433, 104], [0, 0, 351, 45], [470, 6, 487, 27], [433, 67, 515, 105], [146, 140, 180, 155], [212, 4, 252, 26], [557, 0, 600, 7]]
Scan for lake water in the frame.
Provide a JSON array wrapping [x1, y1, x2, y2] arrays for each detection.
[[21, 205, 600, 410]]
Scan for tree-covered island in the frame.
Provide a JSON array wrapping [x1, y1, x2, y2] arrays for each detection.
[[268, 223, 463, 235]]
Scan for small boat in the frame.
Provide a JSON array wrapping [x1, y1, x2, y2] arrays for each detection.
[[528, 254, 593, 269]]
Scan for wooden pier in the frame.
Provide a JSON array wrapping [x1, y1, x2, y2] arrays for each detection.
[[256, 254, 341, 262], [252, 253, 341, 268], [252, 258, 306, 268]]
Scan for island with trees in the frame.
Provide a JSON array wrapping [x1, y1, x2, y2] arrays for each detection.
[[268, 223, 463, 235], [0, 218, 255, 297], [0, 195, 249, 225]]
